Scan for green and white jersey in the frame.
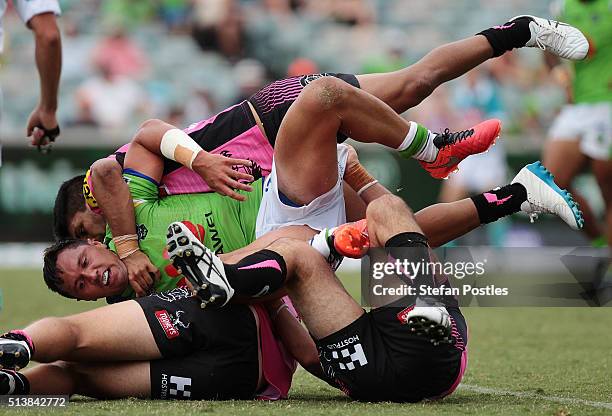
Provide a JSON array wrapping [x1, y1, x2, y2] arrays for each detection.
[[559, 0, 612, 103], [105, 171, 263, 300]]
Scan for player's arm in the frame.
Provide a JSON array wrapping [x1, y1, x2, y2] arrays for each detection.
[[131, 118, 255, 201], [89, 157, 160, 297], [26, 12, 62, 146], [264, 299, 325, 381]]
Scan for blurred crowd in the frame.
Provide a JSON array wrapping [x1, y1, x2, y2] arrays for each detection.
[[1, 0, 563, 146]]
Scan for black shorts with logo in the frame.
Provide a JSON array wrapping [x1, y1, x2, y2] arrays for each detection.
[[135, 288, 260, 400], [249, 73, 361, 146], [316, 306, 467, 403]]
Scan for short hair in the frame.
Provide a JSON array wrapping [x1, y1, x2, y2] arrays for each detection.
[[42, 239, 87, 299], [53, 175, 86, 240]]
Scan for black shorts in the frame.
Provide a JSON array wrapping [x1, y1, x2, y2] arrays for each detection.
[[249, 73, 360, 146], [135, 288, 260, 400], [316, 306, 468, 402]]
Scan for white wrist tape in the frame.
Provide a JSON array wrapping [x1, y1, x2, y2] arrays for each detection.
[[357, 180, 379, 196], [160, 129, 203, 170]]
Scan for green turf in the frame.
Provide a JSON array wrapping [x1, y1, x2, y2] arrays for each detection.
[[1, 268, 611, 415]]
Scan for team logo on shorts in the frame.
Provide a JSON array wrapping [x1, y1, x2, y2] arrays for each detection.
[[160, 374, 192, 399], [326, 335, 369, 371], [300, 73, 333, 87], [332, 343, 368, 371], [171, 310, 190, 329], [154, 287, 192, 303], [155, 309, 180, 339]]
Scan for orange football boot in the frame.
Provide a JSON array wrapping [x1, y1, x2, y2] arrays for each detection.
[[331, 219, 370, 259], [419, 119, 502, 179]]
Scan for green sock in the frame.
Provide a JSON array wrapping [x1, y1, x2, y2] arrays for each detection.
[[398, 123, 431, 159]]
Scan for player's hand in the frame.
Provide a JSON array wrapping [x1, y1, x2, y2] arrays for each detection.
[[123, 249, 161, 297], [26, 106, 60, 148], [192, 152, 254, 201]]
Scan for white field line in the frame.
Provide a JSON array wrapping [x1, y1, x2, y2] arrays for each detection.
[[459, 384, 612, 410]]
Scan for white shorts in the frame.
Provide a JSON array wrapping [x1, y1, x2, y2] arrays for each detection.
[[548, 102, 612, 160], [255, 144, 349, 238]]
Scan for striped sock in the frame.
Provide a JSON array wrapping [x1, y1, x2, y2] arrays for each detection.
[[1, 370, 30, 395], [397, 123, 438, 162]]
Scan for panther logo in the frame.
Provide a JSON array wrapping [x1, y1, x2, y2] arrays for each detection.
[[300, 73, 333, 87]]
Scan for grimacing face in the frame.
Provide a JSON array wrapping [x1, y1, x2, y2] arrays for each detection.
[[55, 241, 128, 300], [69, 206, 107, 241]]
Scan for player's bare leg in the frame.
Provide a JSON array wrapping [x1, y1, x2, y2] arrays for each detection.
[[274, 76, 500, 203], [357, 36, 494, 112], [274, 76, 410, 204], [358, 15, 589, 113], [592, 159, 612, 248], [0, 300, 161, 371], [22, 361, 150, 398], [543, 140, 601, 239], [266, 239, 365, 339]]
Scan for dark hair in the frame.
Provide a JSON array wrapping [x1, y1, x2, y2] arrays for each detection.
[[42, 239, 87, 299], [53, 175, 86, 240]]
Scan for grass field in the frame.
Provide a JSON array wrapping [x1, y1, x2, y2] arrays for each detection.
[[1, 268, 611, 415]]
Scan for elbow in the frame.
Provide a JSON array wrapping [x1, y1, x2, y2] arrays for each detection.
[[133, 118, 165, 145], [90, 158, 122, 182], [139, 118, 165, 130]]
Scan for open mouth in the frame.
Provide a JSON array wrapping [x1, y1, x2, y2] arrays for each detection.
[[103, 268, 110, 286]]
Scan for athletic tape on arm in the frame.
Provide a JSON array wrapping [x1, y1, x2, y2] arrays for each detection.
[[160, 129, 203, 169]]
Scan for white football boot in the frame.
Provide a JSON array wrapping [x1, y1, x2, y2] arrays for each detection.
[[512, 161, 584, 230], [403, 306, 452, 346], [166, 221, 235, 308], [511, 15, 589, 60]]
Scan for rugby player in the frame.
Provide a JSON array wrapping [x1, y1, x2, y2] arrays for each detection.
[[0, 160, 585, 402], [0, 287, 317, 400], [157, 194, 469, 402], [52, 13, 588, 294], [541, 0, 611, 248], [45, 109, 583, 304]]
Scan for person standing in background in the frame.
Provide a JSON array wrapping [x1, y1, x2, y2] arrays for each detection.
[[0, 0, 62, 154], [542, 0, 611, 248]]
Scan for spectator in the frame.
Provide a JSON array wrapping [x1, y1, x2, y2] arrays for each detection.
[[73, 62, 149, 130], [91, 26, 150, 80], [159, 0, 192, 33], [191, 0, 245, 60], [287, 57, 318, 77]]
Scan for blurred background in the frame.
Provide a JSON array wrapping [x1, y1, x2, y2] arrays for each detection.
[[0, 0, 606, 263]]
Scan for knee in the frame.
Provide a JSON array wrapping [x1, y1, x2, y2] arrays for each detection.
[[267, 237, 325, 276], [300, 76, 354, 112], [366, 194, 412, 224]]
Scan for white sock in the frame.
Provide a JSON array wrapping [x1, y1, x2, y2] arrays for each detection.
[[397, 122, 439, 162], [397, 122, 419, 152], [414, 130, 439, 162], [309, 228, 336, 258]]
